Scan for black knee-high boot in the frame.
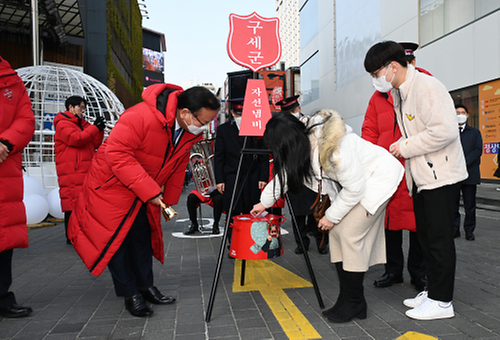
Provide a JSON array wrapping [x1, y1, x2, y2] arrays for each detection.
[[327, 271, 367, 323], [322, 262, 348, 317]]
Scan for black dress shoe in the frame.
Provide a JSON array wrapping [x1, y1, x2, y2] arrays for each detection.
[[466, 232, 475, 241], [140, 286, 175, 305], [373, 273, 403, 288], [212, 226, 220, 234], [410, 276, 427, 292], [184, 225, 198, 235], [454, 230, 461, 238], [125, 294, 153, 317], [294, 246, 305, 254], [0, 304, 33, 318], [318, 245, 329, 254]]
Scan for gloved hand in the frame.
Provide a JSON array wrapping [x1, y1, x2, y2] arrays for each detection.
[[94, 116, 106, 131]]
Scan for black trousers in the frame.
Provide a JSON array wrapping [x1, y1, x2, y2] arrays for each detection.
[[0, 249, 16, 308], [413, 183, 460, 302], [384, 229, 425, 280], [187, 190, 223, 228], [64, 211, 72, 241], [292, 214, 326, 250], [107, 204, 153, 297], [454, 183, 477, 234]]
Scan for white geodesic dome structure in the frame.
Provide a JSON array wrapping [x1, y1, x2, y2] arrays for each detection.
[[17, 65, 125, 193]]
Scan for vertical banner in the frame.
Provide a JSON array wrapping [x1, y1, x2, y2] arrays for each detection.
[[479, 79, 500, 179], [239, 79, 272, 137]]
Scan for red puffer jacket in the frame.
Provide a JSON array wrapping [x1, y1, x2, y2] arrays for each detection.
[[54, 112, 104, 212], [0, 57, 35, 252], [361, 91, 416, 232], [69, 83, 203, 275]]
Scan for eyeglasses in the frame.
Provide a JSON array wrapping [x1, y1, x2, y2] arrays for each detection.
[[370, 62, 391, 78], [191, 111, 210, 126]]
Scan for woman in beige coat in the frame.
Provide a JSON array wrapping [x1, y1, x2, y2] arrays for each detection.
[[251, 110, 404, 322]]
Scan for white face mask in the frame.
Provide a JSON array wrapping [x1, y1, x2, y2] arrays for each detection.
[[291, 112, 300, 119], [233, 116, 242, 129], [183, 115, 208, 135], [457, 114, 467, 125], [372, 65, 395, 93]]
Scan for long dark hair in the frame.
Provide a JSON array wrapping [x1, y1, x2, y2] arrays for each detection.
[[263, 113, 313, 195]]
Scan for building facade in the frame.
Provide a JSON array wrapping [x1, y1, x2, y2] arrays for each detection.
[[299, 0, 500, 179], [276, 0, 300, 69]]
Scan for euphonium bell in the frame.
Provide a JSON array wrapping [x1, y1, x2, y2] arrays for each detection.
[[188, 139, 216, 197]]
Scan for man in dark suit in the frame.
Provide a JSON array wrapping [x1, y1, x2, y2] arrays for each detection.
[[454, 104, 482, 241], [214, 99, 268, 233]]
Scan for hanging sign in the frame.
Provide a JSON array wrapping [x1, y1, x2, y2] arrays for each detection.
[[227, 12, 281, 72], [239, 79, 272, 137]]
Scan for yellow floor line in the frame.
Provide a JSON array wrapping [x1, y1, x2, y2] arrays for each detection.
[[233, 259, 321, 339]]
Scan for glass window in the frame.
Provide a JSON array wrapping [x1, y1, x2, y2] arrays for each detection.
[[299, 0, 318, 50], [420, 0, 500, 45], [336, 0, 380, 88], [300, 52, 319, 106]]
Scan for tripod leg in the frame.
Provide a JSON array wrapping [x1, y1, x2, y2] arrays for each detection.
[[205, 137, 249, 322], [285, 192, 325, 309], [240, 260, 246, 286]]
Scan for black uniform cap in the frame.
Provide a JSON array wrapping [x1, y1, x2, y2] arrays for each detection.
[[276, 95, 300, 112]]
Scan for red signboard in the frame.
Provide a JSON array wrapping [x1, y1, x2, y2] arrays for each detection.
[[227, 12, 281, 72], [239, 79, 272, 137]]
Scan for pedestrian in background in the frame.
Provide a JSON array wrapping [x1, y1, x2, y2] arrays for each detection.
[[454, 104, 482, 241], [365, 41, 468, 320], [0, 55, 35, 318], [54, 95, 105, 244]]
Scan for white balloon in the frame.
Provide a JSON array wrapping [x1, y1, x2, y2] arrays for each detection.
[[23, 194, 49, 224], [23, 176, 48, 201], [47, 188, 64, 219]]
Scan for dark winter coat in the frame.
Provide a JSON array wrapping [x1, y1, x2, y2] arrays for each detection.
[[460, 124, 482, 185]]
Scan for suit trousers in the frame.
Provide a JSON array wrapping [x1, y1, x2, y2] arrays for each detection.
[[413, 183, 460, 302], [108, 204, 154, 297], [187, 190, 224, 228], [454, 183, 477, 234], [384, 229, 425, 280], [0, 249, 16, 308], [293, 214, 326, 250]]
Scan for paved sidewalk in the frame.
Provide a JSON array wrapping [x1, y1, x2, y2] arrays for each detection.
[[2, 182, 500, 340]]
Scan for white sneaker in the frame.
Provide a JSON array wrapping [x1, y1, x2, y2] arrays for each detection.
[[403, 290, 428, 308], [405, 298, 454, 320]]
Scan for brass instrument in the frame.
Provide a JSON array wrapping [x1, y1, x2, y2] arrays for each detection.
[[189, 139, 216, 197]]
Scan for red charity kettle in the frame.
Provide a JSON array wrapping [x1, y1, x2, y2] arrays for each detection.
[[229, 214, 285, 260]]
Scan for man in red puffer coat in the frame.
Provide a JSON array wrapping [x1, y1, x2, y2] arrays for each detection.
[[361, 42, 430, 292], [0, 56, 35, 318], [54, 95, 105, 244], [69, 84, 219, 317]]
